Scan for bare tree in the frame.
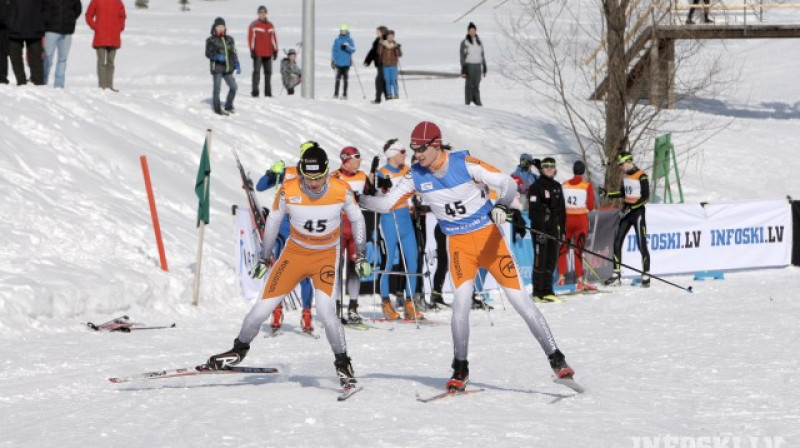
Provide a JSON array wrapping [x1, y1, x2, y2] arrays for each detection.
[[498, 0, 731, 202]]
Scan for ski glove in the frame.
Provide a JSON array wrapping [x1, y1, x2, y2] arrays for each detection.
[[235, 61, 241, 74], [252, 257, 272, 279], [340, 44, 348, 50], [376, 175, 393, 192], [490, 204, 512, 224], [270, 160, 285, 174], [273, 54, 278, 61], [598, 186, 607, 197], [354, 254, 372, 279], [214, 54, 226, 63]]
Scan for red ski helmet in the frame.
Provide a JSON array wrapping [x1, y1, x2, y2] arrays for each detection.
[[340, 146, 361, 161], [410, 121, 443, 151]]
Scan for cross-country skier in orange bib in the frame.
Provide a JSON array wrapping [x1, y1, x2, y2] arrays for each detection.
[[359, 121, 576, 392], [557, 160, 597, 290], [207, 143, 371, 392]]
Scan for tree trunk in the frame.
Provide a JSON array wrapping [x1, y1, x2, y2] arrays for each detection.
[[603, 0, 628, 205]]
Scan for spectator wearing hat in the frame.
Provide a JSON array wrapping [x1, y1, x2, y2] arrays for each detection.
[[460, 22, 486, 106], [557, 160, 597, 290], [280, 48, 301, 95], [378, 30, 402, 99], [7, 0, 46, 85], [0, 0, 10, 84], [205, 17, 240, 115], [331, 24, 355, 99], [248, 5, 278, 97], [512, 153, 539, 211], [85, 0, 126, 91], [363, 25, 388, 104], [527, 157, 566, 303], [43, 0, 82, 88]]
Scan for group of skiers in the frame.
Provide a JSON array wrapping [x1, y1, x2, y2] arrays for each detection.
[[206, 121, 584, 395], [0, 0, 125, 89]]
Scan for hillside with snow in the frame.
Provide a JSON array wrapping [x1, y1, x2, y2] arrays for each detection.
[[1, 0, 798, 447]]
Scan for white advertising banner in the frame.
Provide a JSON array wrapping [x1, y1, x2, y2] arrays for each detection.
[[233, 207, 266, 301], [619, 199, 792, 276]]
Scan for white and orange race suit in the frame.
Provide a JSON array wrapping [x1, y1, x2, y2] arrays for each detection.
[[236, 176, 366, 354]]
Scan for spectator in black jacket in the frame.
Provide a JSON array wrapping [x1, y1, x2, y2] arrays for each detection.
[[43, 0, 82, 88], [527, 157, 566, 303], [7, 0, 46, 85], [363, 25, 387, 104], [205, 17, 240, 115], [0, 0, 10, 84]]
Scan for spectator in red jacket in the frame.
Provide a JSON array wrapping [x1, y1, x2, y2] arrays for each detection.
[[247, 5, 278, 97], [85, 0, 126, 91]]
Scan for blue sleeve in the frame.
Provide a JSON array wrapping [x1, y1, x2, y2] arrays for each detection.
[[347, 37, 356, 54], [256, 171, 281, 191]]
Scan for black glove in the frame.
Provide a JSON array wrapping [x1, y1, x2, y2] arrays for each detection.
[[250, 51, 256, 59], [273, 54, 278, 61], [376, 175, 393, 192], [362, 178, 377, 196], [619, 205, 632, 220], [370, 155, 380, 173], [598, 186, 607, 197], [532, 158, 542, 170], [340, 44, 347, 50]]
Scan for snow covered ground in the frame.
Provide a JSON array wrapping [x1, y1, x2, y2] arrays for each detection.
[[1, 0, 799, 446]]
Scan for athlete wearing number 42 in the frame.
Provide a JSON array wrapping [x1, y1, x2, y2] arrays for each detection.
[[604, 151, 650, 287], [207, 143, 371, 391], [359, 121, 576, 392]]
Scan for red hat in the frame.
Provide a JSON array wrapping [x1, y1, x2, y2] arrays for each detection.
[[340, 146, 360, 160], [410, 121, 442, 149]]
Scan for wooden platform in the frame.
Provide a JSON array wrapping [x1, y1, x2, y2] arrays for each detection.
[[590, 23, 800, 106]]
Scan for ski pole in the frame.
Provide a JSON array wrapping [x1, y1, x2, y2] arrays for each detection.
[[391, 209, 420, 328], [581, 254, 603, 283], [513, 223, 693, 293], [397, 60, 409, 99], [351, 55, 366, 99]]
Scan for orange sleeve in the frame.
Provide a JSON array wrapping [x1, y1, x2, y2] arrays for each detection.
[[586, 183, 596, 211], [465, 156, 500, 173]]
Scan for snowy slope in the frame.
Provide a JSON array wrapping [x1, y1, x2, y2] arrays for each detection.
[[1, 0, 799, 446]]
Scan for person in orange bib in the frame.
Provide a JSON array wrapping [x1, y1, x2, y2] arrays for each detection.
[[604, 151, 650, 287], [331, 146, 373, 323], [207, 144, 371, 391], [557, 160, 597, 290]]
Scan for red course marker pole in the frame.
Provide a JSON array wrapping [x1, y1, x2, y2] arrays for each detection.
[[140, 156, 169, 272]]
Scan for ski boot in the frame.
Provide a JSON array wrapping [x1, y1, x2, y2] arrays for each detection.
[[430, 291, 448, 308], [347, 303, 363, 324], [334, 352, 357, 389], [207, 338, 250, 370], [381, 299, 401, 320], [271, 304, 284, 330], [548, 349, 575, 379], [641, 273, 651, 288], [404, 298, 424, 320], [300, 308, 314, 333], [577, 277, 597, 291], [446, 358, 469, 392], [471, 294, 493, 310], [604, 270, 621, 286]]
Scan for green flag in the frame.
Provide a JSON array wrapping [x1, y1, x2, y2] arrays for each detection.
[[195, 138, 211, 227]]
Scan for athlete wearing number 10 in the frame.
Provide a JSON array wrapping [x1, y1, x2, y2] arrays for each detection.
[[359, 121, 576, 392]]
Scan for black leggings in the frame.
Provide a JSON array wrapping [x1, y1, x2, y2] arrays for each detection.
[[612, 207, 650, 273], [335, 66, 350, 96], [432, 224, 449, 293]]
